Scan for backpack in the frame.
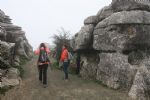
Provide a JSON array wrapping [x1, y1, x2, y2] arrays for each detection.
[[38, 50, 49, 63]]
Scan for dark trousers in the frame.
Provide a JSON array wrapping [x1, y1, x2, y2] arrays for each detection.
[[63, 62, 69, 79], [76, 62, 80, 74], [39, 64, 48, 85]]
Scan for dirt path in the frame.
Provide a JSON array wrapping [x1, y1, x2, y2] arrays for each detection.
[[1, 58, 132, 100]]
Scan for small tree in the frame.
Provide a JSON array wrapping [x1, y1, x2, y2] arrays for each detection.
[[52, 27, 73, 63]]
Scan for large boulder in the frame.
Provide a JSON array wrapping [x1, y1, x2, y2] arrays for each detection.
[[1, 78, 20, 87], [94, 11, 150, 52], [74, 24, 94, 50], [129, 60, 150, 100], [111, 0, 150, 12], [15, 37, 28, 58], [95, 11, 150, 28], [0, 68, 20, 88], [97, 53, 137, 90], [84, 16, 98, 25], [96, 6, 114, 22], [93, 24, 150, 51], [23, 40, 33, 57], [7, 68, 20, 79], [80, 53, 99, 80]]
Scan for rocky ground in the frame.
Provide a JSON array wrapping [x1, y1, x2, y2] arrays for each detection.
[[0, 57, 132, 100]]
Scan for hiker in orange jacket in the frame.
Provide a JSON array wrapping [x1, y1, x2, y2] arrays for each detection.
[[60, 44, 69, 80]]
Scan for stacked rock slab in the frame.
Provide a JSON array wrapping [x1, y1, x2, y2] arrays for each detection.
[[72, 0, 150, 99], [0, 9, 33, 88]]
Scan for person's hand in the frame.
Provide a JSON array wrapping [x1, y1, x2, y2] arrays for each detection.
[[38, 63, 43, 65]]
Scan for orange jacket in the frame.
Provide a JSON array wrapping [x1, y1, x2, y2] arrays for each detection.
[[60, 48, 68, 62]]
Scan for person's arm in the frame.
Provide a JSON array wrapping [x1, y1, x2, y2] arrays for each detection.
[[46, 47, 50, 54], [34, 49, 40, 55], [60, 52, 64, 62]]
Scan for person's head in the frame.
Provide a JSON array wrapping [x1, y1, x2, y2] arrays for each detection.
[[62, 44, 67, 50], [39, 43, 46, 50]]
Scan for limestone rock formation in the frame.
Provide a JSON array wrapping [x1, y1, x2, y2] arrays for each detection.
[[0, 9, 33, 88], [72, 0, 150, 99], [84, 16, 98, 25], [129, 60, 150, 100], [74, 24, 94, 50], [97, 53, 137, 90], [80, 53, 99, 80]]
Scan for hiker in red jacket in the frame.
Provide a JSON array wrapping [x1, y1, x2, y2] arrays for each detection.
[[60, 44, 69, 80], [34, 43, 50, 88]]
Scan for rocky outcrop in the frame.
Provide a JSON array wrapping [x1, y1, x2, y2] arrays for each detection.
[[80, 53, 99, 80], [74, 24, 94, 50], [129, 60, 150, 100], [97, 53, 137, 90], [0, 68, 20, 88], [0, 9, 33, 88], [72, 0, 150, 99]]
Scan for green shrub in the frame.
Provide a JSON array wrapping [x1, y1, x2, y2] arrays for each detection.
[[0, 86, 13, 95], [51, 61, 60, 70], [19, 56, 28, 65], [13, 65, 24, 78], [13, 56, 30, 78]]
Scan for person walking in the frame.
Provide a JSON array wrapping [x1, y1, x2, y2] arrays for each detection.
[[34, 43, 50, 88], [60, 44, 69, 81]]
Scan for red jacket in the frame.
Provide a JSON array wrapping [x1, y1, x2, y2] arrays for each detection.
[[60, 48, 68, 62], [34, 47, 50, 55]]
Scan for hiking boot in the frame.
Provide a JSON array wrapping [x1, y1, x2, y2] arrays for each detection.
[[64, 79, 69, 82], [43, 84, 47, 88], [39, 80, 42, 85]]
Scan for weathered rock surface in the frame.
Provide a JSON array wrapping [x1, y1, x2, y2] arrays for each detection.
[[97, 53, 137, 90], [93, 25, 150, 51], [0, 9, 33, 88], [84, 16, 98, 25], [95, 11, 150, 28], [96, 6, 113, 22], [0, 26, 6, 41], [129, 60, 150, 100], [111, 0, 150, 12], [74, 24, 94, 50], [0, 68, 20, 87], [80, 53, 99, 80], [72, 0, 150, 99]]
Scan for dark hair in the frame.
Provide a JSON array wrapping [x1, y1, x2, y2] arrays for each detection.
[[63, 44, 68, 48], [39, 43, 46, 50]]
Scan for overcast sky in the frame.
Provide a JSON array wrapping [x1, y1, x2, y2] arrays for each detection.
[[0, 0, 111, 49]]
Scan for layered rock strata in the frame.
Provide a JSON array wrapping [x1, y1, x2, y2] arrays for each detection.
[[72, 0, 150, 99]]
